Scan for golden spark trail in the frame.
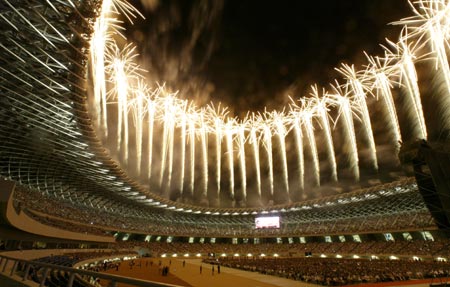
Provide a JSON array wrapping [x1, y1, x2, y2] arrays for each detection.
[[133, 85, 145, 175], [368, 57, 402, 149], [159, 97, 172, 187], [332, 88, 360, 181], [91, 9, 109, 136], [249, 124, 261, 198], [225, 120, 235, 199], [293, 119, 304, 193], [166, 108, 176, 193], [377, 72, 402, 143], [207, 104, 228, 199], [428, 21, 450, 94], [90, 0, 111, 135], [90, 0, 135, 136], [214, 117, 222, 196], [112, 57, 129, 163], [107, 43, 143, 165], [303, 109, 320, 186], [238, 124, 247, 200], [111, 0, 145, 24], [263, 123, 274, 197], [398, 41, 427, 139], [419, 3, 450, 130], [274, 113, 289, 194], [339, 64, 378, 170], [147, 99, 155, 180], [289, 97, 319, 189], [188, 115, 196, 197], [401, 0, 450, 98], [179, 111, 187, 193], [311, 87, 337, 182], [200, 112, 208, 198]]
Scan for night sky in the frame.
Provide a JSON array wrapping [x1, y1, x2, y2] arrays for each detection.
[[132, 0, 411, 117], [111, 0, 421, 205]]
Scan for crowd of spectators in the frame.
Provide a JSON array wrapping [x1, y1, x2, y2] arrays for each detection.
[[13, 186, 207, 236], [13, 187, 141, 231], [115, 239, 450, 258], [277, 211, 435, 237], [13, 186, 436, 239], [10, 184, 450, 286], [209, 257, 450, 285], [23, 209, 111, 237], [13, 186, 450, 262]]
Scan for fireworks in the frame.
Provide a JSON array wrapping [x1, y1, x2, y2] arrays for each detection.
[[310, 86, 338, 182], [225, 119, 236, 199], [337, 64, 378, 171], [206, 104, 227, 197], [366, 55, 402, 151], [329, 83, 360, 181], [289, 98, 321, 187], [89, 0, 450, 207], [249, 120, 262, 198]]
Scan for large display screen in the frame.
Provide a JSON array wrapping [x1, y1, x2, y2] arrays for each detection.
[[255, 216, 280, 229]]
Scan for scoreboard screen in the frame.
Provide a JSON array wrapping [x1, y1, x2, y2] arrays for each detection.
[[255, 216, 280, 229]]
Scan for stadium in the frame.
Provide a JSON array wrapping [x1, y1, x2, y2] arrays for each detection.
[[0, 0, 449, 286]]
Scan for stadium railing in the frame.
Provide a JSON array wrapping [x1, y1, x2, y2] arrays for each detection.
[[0, 254, 181, 287]]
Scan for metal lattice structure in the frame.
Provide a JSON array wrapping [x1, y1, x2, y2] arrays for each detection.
[[0, 0, 156, 214], [0, 0, 438, 237]]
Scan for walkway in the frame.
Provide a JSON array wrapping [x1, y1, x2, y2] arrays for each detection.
[[102, 258, 319, 287]]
